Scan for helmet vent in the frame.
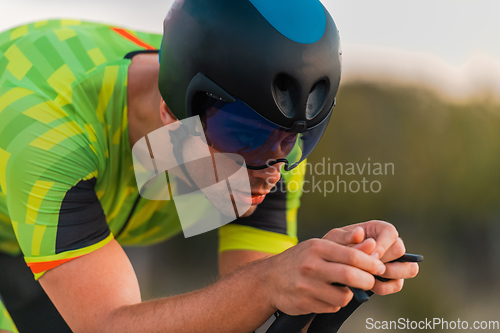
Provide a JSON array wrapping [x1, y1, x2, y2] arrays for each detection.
[[306, 80, 328, 120], [272, 74, 298, 118]]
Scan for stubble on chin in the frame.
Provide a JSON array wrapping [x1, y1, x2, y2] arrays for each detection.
[[237, 205, 258, 218]]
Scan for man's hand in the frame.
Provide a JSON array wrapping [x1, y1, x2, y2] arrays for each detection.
[[39, 238, 382, 333], [323, 221, 420, 296], [263, 238, 386, 316]]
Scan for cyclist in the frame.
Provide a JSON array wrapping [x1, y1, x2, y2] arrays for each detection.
[[0, 0, 419, 332]]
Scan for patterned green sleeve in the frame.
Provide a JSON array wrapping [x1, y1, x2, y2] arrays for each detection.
[[0, 18, 167, 279], [0, 86, 113, 280]]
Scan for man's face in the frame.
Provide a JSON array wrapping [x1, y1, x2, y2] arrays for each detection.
[[230, 161, 283, 218], [183, 140, 282, 218], [159, 100, 284, 218]]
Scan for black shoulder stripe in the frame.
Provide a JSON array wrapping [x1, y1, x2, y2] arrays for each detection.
[[124, 50, 159, 59], [55, 178, 110, 254]]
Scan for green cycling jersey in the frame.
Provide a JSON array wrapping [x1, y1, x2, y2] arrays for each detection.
[[0, 19, 306, 331]]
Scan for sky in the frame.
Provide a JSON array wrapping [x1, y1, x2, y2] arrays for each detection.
[[330, 0, 500, 66], [2, 0, 500, 97]]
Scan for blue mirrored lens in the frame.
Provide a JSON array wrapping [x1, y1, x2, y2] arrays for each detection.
[[205, 99, 279, 153], [201, 97, 332, 170]]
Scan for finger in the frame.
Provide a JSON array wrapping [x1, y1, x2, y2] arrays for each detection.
[[293, 294, 343, 315], [307, 299, 342, 315], [323, 227, 365, 246], [352, 238, 376, 255], [290, 298, 341, 315], [379, 262, 419, 280], [313, 240, 385, 276], [310, 283, 354, 310], [316, 262, 377, 290], [364, 221, 399, 259], [371, 279, 404, 296], [379, 238, 406, 263]]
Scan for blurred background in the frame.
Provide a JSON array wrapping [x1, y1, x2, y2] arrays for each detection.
[[2, 1, 500, 331]]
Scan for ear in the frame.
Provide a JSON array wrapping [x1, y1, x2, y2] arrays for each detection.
[[160, 99, 178, 126]]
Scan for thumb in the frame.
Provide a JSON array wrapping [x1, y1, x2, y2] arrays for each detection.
[[352, 237, 376, 255], [323, 226, 365, 246]]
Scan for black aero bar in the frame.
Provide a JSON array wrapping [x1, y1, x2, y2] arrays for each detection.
[[265, 253, 423, 333]]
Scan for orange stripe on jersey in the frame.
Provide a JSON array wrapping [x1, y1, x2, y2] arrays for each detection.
[[111, 27, 156, 50], [27, 256, 82, 274]]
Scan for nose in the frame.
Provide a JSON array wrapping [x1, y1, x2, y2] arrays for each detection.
[[257, 131, 298, 166], [250, 162, 283, 187]]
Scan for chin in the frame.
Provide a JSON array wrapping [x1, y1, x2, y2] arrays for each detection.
[[238, 205, 258, 218]]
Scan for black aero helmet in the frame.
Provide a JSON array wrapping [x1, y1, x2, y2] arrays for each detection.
[[159, 0, 342, 170]]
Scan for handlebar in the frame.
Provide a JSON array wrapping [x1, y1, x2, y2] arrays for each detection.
[[265, 253, 423, 333]]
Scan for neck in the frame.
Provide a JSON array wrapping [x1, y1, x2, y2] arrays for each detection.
[[127, 52, 163, 148]]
